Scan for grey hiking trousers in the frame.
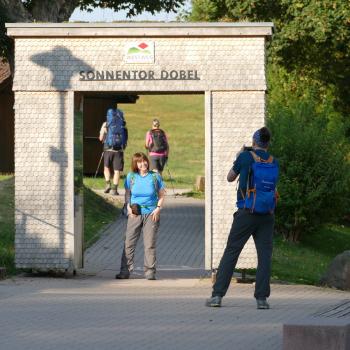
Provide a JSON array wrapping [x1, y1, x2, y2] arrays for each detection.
[[119, 213, 160, 275]]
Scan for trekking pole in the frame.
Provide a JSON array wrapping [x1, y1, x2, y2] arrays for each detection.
[[94, 151, 104, 178], [166, 162, 176, 197]]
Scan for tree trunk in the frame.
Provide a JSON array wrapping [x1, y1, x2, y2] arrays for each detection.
[[30, 0, 80, 22], [0, 0, 80, 23]]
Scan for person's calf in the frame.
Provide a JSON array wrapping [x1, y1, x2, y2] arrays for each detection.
[[104, 181, 111, 193]]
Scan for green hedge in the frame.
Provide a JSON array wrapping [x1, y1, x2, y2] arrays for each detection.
[[268, 96, 350, 242]]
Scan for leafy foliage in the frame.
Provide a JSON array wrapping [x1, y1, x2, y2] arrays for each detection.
[[189, 0, 350, 115], [0, 12, 12, 61], [77, 0, 185, 17], [267, 79, 350, 242]]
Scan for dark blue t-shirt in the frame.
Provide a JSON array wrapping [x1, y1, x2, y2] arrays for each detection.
[[232, 149, 278, 208]]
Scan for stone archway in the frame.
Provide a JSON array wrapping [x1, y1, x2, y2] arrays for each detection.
[[6, 22, 273, 272]]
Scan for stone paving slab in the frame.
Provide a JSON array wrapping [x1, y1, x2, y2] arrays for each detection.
[[83, 194, 205, 277], [0, 276, 349, 350], [1, 194, 350, 349]]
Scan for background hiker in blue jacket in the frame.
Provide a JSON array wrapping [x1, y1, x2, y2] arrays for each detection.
[[206, 127, 279, 309]]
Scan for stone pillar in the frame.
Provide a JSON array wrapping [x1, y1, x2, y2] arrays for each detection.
[[14, 91, 74, 270], [208, 90, 266, 269]]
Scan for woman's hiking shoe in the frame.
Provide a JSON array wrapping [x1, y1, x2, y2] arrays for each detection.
[[115, 273, 130, 279], [256, 299, 270, 309], [205, 296, 222, 307], [145, 272, 156, 280]]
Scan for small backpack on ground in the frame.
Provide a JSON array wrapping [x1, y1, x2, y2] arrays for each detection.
[[149, 129, 168, 153], [105, 108, 127, 150], [244, 151, 279, 214]]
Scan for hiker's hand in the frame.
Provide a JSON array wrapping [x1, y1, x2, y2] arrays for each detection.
[[127, 206, 137, 218], [151, 207, 160, 222], [235, 145, 246, 159]]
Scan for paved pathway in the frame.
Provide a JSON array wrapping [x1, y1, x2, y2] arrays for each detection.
[[83, 191, 206, 279], [0, 192, 349, 350]]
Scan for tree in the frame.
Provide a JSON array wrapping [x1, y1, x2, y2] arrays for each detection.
[[189, 0, 350, 116], [0, 0, 185, 60], [188, 0, 350, 241]]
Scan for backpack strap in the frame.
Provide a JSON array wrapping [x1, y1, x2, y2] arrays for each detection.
[[149, 171, 159, 193], [250, 151, 273, 163], [129, 173, 136, 192]]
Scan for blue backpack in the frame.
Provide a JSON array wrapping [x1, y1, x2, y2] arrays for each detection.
[[105, 108, 127, 150], [244, 151, 279, 214]]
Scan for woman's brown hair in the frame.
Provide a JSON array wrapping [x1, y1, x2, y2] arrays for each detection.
[[131, 152, 149, 173]]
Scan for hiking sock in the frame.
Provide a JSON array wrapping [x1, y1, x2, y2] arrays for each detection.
[[104, 181, 111, 193]]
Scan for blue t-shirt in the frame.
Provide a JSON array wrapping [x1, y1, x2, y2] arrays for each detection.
[[232, 149, 278, 208], [124, 171, 165, 214]]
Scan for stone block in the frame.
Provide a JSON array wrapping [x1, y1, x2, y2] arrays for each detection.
[[320, 251, 350, 291], [283, 318, 350, 350], [195, 176, 205, 192]]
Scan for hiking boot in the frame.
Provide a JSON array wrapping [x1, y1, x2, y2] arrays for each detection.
[[205, 296, 222, 307], [115, 273, 130, 279], [110, 185, 119, 196], [145, 272, 156, 280], [256, 299, 270, 309], [104, 182, 111, 194]]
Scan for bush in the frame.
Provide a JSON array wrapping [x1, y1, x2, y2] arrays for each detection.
[[268, 97, 350, 242]]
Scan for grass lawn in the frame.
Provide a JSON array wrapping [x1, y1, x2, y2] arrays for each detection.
[[0, 175, 15, 274], [83, 186, 121, 248], [112, 94, 205, 188], [271, 225, 350, 285]]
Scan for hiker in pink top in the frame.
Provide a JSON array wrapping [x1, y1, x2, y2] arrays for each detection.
[[145, 119, 169, 176]]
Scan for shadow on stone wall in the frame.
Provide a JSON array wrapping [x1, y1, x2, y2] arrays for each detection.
[[15, 47, 92, 269]]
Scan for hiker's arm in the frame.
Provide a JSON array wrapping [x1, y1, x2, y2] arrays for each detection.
[[151, 188, 165, 222], [145, 131, 150, 150], [125, 189, 133, 216], [166, 138, 169, 157], [99, 123, 107, 142], [125, 189, 131, 207], [227, 169, 238, 182], [165, 133, 169, 156], [124, 127, 128, 149], [227, 151, 243, 182], [156, 188, 165, 209]]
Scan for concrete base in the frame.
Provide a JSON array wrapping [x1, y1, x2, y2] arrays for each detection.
[[283, 318, 350, 350]]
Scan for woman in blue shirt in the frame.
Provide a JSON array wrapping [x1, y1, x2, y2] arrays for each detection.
[[116, 152, 165, 280]]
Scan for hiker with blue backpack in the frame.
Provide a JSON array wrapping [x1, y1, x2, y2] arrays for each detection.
[[206, 127, 279, 309], [116, 152, 165, 281], [99, 105, 128, 195]]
